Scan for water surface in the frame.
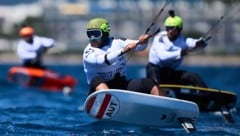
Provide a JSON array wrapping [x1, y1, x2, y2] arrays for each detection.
[[0, 64, 239, 135]]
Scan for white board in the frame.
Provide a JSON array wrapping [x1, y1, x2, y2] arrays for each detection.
[[84, 89, 199, 130]]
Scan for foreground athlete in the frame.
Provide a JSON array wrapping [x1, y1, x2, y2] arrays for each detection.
[[83, 18, 167, 96]]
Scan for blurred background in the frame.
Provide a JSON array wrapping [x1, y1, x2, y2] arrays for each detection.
[[0, 0, 239, 64]]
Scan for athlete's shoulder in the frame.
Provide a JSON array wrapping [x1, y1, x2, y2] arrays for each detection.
[[33, 35, 43, 40], [83, 44, 96, 58], [17, 40, 27, 47], [34, 35, 54, 41], [84, 44, 93, 51], [153, 31, 167, 43], [113, 37, 127, 41], [154, 31, 167, 39], [158, 31, 167, 37]]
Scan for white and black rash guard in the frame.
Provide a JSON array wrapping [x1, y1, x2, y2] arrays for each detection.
[[83, 37, 148, 84], [17, 35, 55, 61], [148, 31, 198, 69]]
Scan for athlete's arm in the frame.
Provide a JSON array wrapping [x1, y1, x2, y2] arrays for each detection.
[[84, 47, 123, 65]]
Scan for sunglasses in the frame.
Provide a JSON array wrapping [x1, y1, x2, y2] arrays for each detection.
[[87, 29, 103, 39]]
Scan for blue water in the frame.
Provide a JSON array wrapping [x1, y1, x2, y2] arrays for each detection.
[[0, 64, 240, 135]]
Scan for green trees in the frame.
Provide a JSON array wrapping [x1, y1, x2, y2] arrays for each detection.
[[0, 16, 52, 39]]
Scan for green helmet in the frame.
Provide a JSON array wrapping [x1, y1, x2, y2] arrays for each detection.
[[164, 15, 183, 29], [87, 18, 110, 33]]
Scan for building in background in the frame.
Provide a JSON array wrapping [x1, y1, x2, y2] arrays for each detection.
[[0, 0, 240, 55]]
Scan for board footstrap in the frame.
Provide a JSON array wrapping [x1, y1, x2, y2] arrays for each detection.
[[178, 118, 197, 133], [220, 107, 234, 124]]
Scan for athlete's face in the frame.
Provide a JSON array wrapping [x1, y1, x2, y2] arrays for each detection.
[[166, 27, 181, 41], [87, 29, 105, 48], [21, 35, 33, 44], [90, 40, 102, 48]]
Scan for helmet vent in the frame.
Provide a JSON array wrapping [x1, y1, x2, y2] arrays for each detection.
[[169, 10, 175, 17]]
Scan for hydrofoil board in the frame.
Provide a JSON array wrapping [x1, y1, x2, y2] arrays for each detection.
[[84, 89, 199, 133]]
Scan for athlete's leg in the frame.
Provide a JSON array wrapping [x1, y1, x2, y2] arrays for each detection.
[[96, 83, 109, 91], [127, 78, 167, 96], [89, 76, 109, 95], [89, 73, 128, 95], [146, 63, 162, 84], [180, 71, 208, 88], [151, 85, 168, 96], [106, 73, 128, 89], [23, 59, 45, 69]]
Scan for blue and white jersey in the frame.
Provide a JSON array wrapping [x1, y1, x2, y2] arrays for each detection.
[[148, 31, 198, 69], [83, 37, 147, 84], [17, 35, 55, 61]]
